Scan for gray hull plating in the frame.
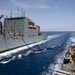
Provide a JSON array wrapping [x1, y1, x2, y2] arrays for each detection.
[[0, 34, 46, 53]]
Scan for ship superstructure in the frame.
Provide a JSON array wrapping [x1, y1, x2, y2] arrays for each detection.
[[4, 17, 41, 38], [0, 14, 47, 53]]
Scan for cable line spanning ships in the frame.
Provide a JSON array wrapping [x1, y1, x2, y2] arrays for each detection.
[[0, 13, 47, 53]]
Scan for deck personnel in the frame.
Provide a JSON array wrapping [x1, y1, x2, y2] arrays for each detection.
[[63, 51, 71, 64], [71, 53, 75, 66]]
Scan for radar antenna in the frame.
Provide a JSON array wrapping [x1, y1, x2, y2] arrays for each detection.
[[10, 9, 12, 18], [17, 7, 20, 17]]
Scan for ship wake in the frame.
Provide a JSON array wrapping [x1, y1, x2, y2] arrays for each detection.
[[40, 50, 65, 75]]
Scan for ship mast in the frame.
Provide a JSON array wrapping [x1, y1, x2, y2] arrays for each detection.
[[13, 22, 16, 37], [10, 9, 12, 18], [17, 7, 20, 17], [0, 15, 3, 34]]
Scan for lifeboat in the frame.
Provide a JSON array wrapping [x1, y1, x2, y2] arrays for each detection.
[[28, 25, 37, 29]]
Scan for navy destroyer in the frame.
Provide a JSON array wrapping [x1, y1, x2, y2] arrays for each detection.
[[0, 13, 47, 53]]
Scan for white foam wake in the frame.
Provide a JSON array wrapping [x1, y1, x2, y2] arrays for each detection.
[[46, 33, 63, 42], [24, 50, 33, 56], [0, 55, 16, 64], [54, 51, 65, 69], [0, 40, 46, 57], [41, 51, 65, 75], [0, 39, 46, 64], [69, 32, 75, 43]]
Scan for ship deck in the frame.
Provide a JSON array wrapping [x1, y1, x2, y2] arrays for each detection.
[[61, 43, 75, 75], [62, 60, 75, 75], [53, 43, 75, 75]]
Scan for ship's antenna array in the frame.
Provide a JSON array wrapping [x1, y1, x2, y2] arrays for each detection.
[[17, 7, 19, 17], [10, 9, 12, 18], [21, 8, 23, 17], [17, 7, 25, 17], [21, 8, 25, 17], [23, 11, 25, 17]]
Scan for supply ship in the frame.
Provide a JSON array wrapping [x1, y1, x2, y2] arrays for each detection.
[[0, 13, 47, 53]]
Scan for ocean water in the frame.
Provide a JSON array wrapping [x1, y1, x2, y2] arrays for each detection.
[[0, 31, 74, 75]]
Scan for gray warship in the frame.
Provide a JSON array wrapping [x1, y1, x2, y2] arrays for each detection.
[[0, 14, 47, 53]]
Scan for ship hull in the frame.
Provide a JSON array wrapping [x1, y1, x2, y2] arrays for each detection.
[[0, 34, 47, 53]]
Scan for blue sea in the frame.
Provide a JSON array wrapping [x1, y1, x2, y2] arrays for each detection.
[[0, 31, 75, 75]]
